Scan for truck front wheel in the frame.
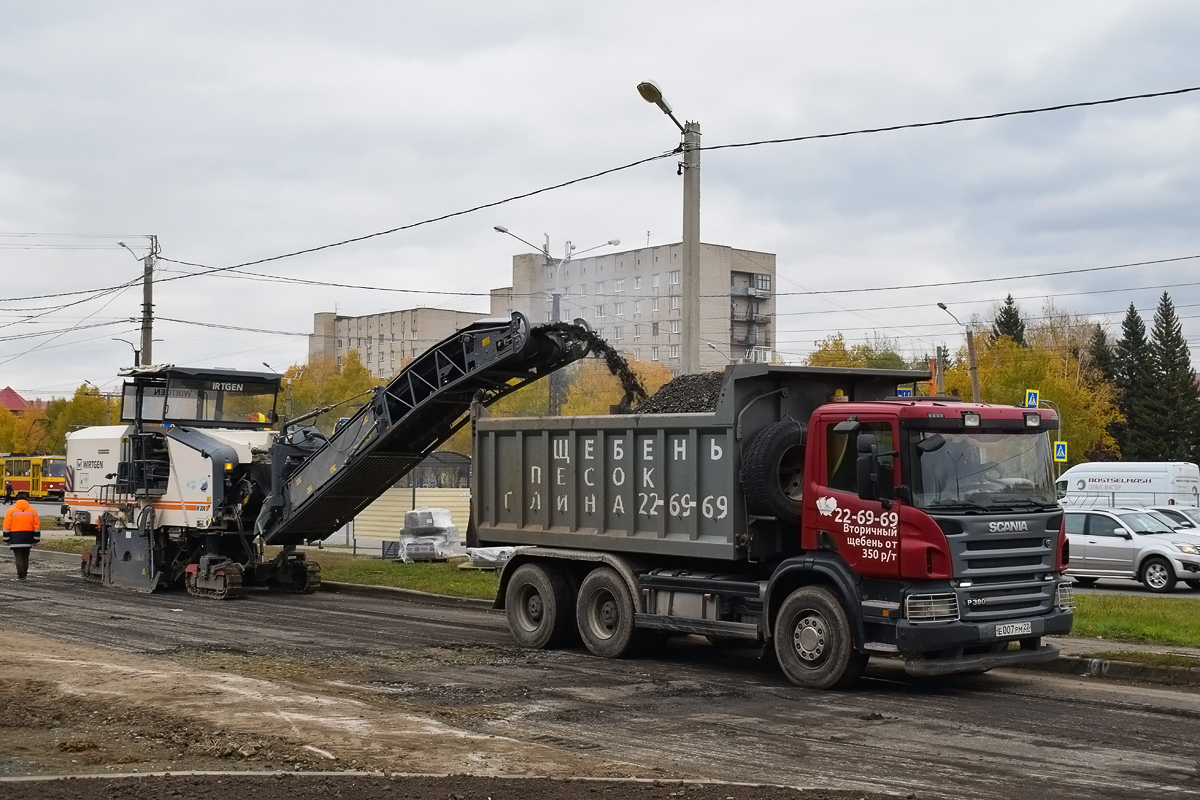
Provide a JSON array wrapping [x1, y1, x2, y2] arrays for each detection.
[[576, 567, 638, 658], [773, 586, 867, 689], [506, 563, 575, 649]]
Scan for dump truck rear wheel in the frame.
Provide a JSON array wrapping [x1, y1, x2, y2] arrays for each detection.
[[576, 567, 638, 658], [774, 586, 866, 689], [506, 563, 575, 649], [741, 419, 806, 523]]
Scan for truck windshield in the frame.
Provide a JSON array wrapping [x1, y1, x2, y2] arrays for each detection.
[[907, 429, 1057, 511]]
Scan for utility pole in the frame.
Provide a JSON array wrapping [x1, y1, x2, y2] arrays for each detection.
[[934, 346, 945, 395], [965, 329, 981, 403], [680, 120, 701, 375], [141, 235, 158, 366]]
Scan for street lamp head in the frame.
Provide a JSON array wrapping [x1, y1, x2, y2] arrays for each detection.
[[937, 302, 948, 311], [493, 225, 509, 234], [607, 239, 620, 246], [637, 80, 671, 112]]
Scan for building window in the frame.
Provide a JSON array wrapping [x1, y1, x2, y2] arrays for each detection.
[[652, 298, 660, 312], [652, 346, 660, 361], [614, 326, 624, 341], [633, 300, 641, 315], [634, 276, 642, 290], [652, 322, 659, 336], [596, 281, 605, 295], [652, 273, 660, 288], [633, 324, 641, 340], [669, 270, 681, 285], [633, 348, 641, 360], [670, 320, 680, 334], [547, 266, 556, 281], [614, 302, 625, 316], [670, 344, 680, 359], [755, 274, 772, 292], [546, 312, 553, 322], [596, 305, 606, 319], [614, 279, 625, 293], [669, 296, 681, 311], [336, 339, 342, 348], [579, 283, 587, 296]]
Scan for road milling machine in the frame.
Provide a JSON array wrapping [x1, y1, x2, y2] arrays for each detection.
[[63, 313, 595, 599]]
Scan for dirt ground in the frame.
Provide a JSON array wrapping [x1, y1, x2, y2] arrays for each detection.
[[0, 774, 907, 800], [0, 629, 907, 800]]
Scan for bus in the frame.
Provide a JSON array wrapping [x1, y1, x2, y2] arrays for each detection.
[[1, 455, 67, 502]]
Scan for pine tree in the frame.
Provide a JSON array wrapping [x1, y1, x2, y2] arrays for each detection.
[[1142, 293, 1200, 461], [991, 294, 1027, 346], [1112, 303, 1154, 460], [1086, 324, 1116, 385]]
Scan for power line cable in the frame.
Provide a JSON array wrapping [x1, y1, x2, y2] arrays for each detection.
[[700, 85, 1200, 153], [154, 84, 1200, 283]]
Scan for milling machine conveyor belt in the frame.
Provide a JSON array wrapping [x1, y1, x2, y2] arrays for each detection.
[[257, 313, 589, 546]]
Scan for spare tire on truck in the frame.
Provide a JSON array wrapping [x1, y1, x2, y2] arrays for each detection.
[[740, 418, 806, 523]]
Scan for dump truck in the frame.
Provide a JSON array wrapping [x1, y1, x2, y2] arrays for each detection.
[[472, 364, 1075, 688]]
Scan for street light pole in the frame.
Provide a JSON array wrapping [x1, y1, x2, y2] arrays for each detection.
[[638, 80, 701, 375], [937, 303, 981, 403]]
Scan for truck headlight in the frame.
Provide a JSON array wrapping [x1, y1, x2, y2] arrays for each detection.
[[1174, 542, 1200, 555]]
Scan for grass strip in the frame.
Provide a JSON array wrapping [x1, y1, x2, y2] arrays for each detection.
[[307, 551, 498, 599], [36, 538, 93, 554], [1073, 593, 1200, 648]]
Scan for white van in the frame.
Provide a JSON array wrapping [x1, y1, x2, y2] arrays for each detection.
[[1057, 462, 1200, 508]]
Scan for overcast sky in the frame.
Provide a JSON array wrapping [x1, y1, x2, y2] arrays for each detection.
[[2, 1, 1199, 400]]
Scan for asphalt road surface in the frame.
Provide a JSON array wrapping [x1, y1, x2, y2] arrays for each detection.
[[2, 565, 1200, 799]]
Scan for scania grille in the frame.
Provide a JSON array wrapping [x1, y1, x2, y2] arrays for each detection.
[[942, 519, 1058, 621]]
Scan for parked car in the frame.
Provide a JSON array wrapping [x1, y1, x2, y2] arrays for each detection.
[[1148, 506, 1200, 529], [1064, 508, 1200, 593], [1120, 506, 1198, 531]]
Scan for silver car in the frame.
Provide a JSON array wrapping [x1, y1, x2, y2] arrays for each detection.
[[1148, 506, 1200, 530], [1065, 508, 1200, 593]]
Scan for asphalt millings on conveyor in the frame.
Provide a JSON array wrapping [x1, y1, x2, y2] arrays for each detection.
[[636, 371, 726, 414]]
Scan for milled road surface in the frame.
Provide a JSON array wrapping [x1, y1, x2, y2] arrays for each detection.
[[2, 561, 1199, 799]]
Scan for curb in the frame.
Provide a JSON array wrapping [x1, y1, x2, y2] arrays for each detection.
[[1015, 652, 1200, 686], [318, 580, 494, 610]]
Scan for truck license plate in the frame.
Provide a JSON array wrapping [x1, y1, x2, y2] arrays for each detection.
[[996, 621, 1032, 638]]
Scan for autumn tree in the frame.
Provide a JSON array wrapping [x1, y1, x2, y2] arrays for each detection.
[[805, 333, 907, 370], [944, 320, 1121, 467], [561, 357, 673, 417], [284, 351, 383, 435], [43, 385, 115, 453]]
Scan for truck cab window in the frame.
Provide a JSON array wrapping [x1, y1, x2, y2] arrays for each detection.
[[826, 421, 894, 494]]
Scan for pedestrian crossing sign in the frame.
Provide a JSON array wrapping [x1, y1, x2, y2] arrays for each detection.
[[897, 388, 913, 397], [1025, 389, 1040, 408], [1053, 441, 1068, 463]]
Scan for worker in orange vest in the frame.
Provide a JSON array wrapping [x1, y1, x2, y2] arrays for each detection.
[[3, 498, 40, 581]]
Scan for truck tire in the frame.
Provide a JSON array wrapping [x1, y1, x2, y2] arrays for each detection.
[[741, 418, 806, 523], [1140, 556, 1177, 593], [773, 586, 867, 689], [506, 563, 575, 649], [576, 567, 638, 658]]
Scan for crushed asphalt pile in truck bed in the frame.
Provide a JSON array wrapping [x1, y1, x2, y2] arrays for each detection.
[[635, 371, 725, 414]]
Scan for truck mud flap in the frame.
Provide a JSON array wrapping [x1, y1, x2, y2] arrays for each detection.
[[904, 643, 1060, 677]]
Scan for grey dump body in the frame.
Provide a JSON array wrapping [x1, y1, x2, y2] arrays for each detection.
[[472, 363, 924, 559]]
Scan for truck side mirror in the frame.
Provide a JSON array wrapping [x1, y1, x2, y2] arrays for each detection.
[[856, 433, 879, 502]]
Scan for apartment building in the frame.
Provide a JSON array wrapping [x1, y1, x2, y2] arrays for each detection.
[[308, 307, 488, 379], [489, 242, 776, 372]]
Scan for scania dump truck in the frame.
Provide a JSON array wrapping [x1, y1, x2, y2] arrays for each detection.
[[472, 364, 1074, 689]]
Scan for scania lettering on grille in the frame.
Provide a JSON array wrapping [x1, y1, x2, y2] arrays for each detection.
[[988, 521, 1029, 532]]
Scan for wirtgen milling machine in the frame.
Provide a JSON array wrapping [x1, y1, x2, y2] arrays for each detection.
[[63, 313, 593, 599]]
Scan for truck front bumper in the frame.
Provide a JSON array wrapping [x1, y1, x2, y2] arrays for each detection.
[[895, 608, 1074, 676]]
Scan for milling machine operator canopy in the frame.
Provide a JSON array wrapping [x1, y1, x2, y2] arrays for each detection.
[[118, 365, 281, 429]]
